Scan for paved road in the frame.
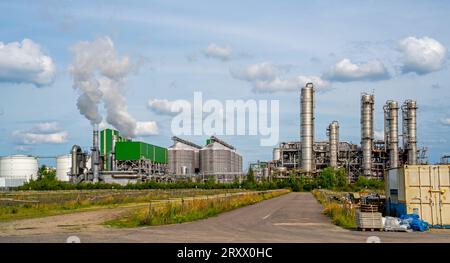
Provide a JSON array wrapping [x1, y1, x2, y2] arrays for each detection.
[[1, 192, 450, 243]]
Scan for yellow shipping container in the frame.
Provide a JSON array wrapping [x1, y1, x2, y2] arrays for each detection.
[[385, 165, 450, 228]]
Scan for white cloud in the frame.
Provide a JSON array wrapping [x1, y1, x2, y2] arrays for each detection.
[[231, 62, 329, 93], [147, 99, 181, 116], [297, 75, 330, 89], [13, 131, 68, 144], [252, 78, 297, 93], [13, 122, 68, 145], [440, 118, 450, 126], [135, 121, 159, 136], [323, 58, 390, 82], [398, 36, 447, 75], [203, 43, 232, 61], [0, 39, 55, 86], [33, 122, 60, 133], [230, 62, 276, 82]]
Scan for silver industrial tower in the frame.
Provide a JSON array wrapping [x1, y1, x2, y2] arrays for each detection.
[[270, 82, 424, 180], [300, 83, 315, 174]]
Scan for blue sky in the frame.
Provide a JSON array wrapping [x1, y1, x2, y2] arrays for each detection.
[[0, 0, 449, 168]]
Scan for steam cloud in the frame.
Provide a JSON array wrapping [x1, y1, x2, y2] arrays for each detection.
[[69, 37, 140, 137]]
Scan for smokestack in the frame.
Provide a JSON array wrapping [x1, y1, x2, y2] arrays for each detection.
[[402, 100, 417, 164], [384, 100, 399, 169], [361, 93, 374, 176], [328, 121, 339, 169], [91, 124, 100, 181], [301, 83, 315, 174]]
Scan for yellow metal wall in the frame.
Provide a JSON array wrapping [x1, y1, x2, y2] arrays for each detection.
[[402, 165, 450, 226]]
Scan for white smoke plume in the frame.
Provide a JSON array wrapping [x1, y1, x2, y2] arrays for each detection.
[[69, 37, 139, 137]]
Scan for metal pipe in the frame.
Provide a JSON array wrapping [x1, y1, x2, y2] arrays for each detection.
[[361, 93, 374, 176], [328, 121, 339, 169], [301, 83, 315, 173]]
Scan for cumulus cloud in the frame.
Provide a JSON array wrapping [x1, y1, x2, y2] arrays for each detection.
[[398, 36, 447, 75], [231, 62, 329, 93], [33, 122, 60, 133], [323, 58, 390, 82], [297, 75, 330, 89], [440, 118, 450, 126], [135, 121, 159, 136], [0, 38, 55, 86], [13, 122, 68, 145], [230, 62, 276, 82], [147, 99, 181, 116], [203, 43, 232, 61]]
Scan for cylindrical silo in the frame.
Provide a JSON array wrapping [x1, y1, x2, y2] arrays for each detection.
[[56, 154, 72, 181], [384, 100, 399, 169], [328, 121, 339, 169], [0, 155, 39, 186], [168, 137, 202, 176], [273, 148, 280, 161], [361, 93, 374, 176], [301, 83, 315, 173]]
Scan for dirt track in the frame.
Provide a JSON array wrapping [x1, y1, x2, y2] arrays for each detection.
[[1, 193, 450, 243]]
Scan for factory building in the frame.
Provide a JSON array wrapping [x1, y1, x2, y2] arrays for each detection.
[[70, 127, 168, 184], [271, 83, 426, 181], [168, 136, 244, 183]]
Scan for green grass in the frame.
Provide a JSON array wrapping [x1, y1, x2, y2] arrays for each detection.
[[105, 189, 290, 228], [312, 189, 356, 229], [0, 189, 245, 221]]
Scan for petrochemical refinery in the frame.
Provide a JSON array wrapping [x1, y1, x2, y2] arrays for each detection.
[[0, 82, 439, 187]]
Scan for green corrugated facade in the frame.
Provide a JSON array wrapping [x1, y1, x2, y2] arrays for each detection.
[[100, 128, 167, 167], [100, 129, 123, 170], [115, 141, 168, 164]]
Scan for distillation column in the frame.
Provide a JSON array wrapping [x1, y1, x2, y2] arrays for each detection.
[[402, 100, 417, 164], [328, 121, 339, 169], [361, 93, 374, 176], [384, 100, 399, 169], [301, 83, 315, 174]]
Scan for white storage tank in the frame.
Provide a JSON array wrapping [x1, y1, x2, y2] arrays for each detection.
[[386, 165, 450, 228], [0, 155, 38, 187], [56, 154, 72, 182]]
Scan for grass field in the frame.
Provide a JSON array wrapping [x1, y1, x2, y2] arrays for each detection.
[[105, 189, 290, 228], [0, 189, 246, 221]]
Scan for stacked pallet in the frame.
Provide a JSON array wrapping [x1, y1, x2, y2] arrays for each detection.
[[357, 204, 383, 231]]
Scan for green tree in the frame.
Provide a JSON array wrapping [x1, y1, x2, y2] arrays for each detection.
[[317, 167, 337, 189]]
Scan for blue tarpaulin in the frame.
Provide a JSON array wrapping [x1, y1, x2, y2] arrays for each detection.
[[400, 214, 430, 232]]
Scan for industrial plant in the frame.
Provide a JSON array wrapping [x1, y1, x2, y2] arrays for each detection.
[[0, 81, 438, 187], [268, 83, 427, 181]]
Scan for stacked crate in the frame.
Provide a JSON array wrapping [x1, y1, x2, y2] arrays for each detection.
[[356, 204, 383, 231]]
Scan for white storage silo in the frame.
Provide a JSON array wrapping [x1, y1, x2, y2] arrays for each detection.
[[56, 154, 72, 181], [0, 155, 38, 187]]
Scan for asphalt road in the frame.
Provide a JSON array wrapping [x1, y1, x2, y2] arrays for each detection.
[[1, 192, 450, 243]]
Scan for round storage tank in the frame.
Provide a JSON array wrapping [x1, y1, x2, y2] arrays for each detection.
[[56, 154, 72, 181], [273, 148, 281, 161], [0, 155, 38, 181]]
